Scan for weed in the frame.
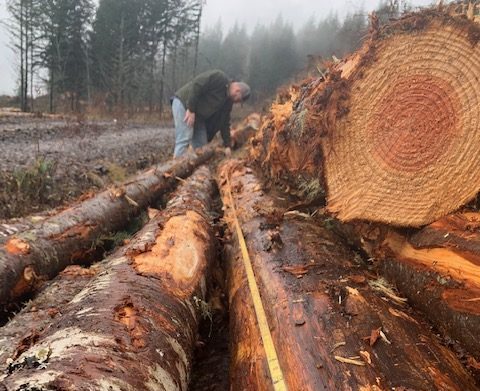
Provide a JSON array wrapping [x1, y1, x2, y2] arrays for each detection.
[[193, 295, 213, 337], [297, 177, 325, 202], [13, 157, 57, 202]]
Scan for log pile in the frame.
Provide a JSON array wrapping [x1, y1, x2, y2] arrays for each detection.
[[0, 144, 216, 307], [217, 159, 479, 390], [251, 11, 480, 227], [3, 8, 480, 390], [247, 8, 480, 388], [1, 166, 216, 390]]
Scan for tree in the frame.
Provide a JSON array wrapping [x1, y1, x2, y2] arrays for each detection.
[[38, 0, 94, 112], [6, 0, 43, 112], [219, 23, 249, 80]]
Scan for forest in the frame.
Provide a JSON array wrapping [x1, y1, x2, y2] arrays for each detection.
[[5, 0, 407, 115]]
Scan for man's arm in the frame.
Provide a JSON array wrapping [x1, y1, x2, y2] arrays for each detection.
[[219, 103, 233, 148]]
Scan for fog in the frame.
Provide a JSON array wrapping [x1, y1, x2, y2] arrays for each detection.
[[0, 0, 435, 95]]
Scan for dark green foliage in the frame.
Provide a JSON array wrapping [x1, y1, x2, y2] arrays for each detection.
[[6, 0, 409, 113]]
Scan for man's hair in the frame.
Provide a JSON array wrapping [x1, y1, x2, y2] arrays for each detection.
[[236, 82, 251, 102]]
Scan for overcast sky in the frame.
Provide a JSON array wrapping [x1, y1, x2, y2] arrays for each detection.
[[0, 0, 434, 95]]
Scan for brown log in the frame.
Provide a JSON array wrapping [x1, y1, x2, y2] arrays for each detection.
[[231, 113, 261, 149], [0, 265, 98, 367], [0, 145, 216, 306], [218, 159, 479, 391], [1, 166, 216, 390], [251, 11, 480, 227], [359, 212, 480, 362]]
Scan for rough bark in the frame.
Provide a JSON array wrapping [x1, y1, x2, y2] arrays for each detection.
[[347, 212, 480, 364], [1, 166, 217, 390], [231, 113, 261, 150], [0, 265, 98, 366], [251, 11, 480, 227], [218, 159, 479, 391], [0, 145, 216, 306]]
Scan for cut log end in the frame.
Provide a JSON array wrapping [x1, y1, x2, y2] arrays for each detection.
[[324, 18, 480, 226]]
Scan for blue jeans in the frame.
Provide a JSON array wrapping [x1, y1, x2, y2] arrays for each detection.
[[172, 98, 207, 157]]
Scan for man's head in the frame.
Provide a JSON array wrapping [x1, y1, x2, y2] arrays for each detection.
[[229, 81, 251, 103]]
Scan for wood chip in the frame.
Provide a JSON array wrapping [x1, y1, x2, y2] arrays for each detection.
[[379, 330, 392, 345], [359, 350, 372, 365], [330, 342, 346, 353], [335, 356, 366, 366], [467, 356, 480, 370], [367, 327, 382, 347], [124, 195, 139, 207], [369, 278, 407, 305], [282, 264, 313, 277], [388, 307, 418, 324]]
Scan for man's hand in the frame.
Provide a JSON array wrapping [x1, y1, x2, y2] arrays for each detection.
[[184, 110, 195, 127], [224, 147, 232, 157]]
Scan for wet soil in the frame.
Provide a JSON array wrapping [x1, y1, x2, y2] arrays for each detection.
[[0, 116, 175, 219]]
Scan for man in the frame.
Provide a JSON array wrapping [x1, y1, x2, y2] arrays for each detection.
[[172, 69, 251, 157]]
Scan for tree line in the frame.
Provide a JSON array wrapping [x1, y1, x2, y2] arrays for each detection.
[[5, 0, 410, 114]]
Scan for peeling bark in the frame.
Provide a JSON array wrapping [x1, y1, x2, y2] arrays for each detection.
[[356, 212, 480, 362], [0, 265, 98, 367], [1, 166, 217, 390], [218, 160, 478, 391], [0, 146, 216, 306]]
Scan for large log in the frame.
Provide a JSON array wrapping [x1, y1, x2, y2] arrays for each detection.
[[0, 145, 216, 307], [1, 166, 216, 390], [251, 11, 480, 227], [0, 265, 98, 367], [347, 212, 480, 362], [218, 159, 479, 391]]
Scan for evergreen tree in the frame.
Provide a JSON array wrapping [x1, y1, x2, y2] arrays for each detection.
[[220, 23, 249, 80]]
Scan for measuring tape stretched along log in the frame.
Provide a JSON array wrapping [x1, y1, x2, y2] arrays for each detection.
[[225, 175, 288, 391]]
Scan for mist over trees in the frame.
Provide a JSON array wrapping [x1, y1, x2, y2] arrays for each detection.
[[5, 0, 408, 114]]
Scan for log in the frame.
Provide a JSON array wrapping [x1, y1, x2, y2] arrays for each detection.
[[0, 145, 216, 306], [1, 166, 216, 390], [251, 11, 480, 227], [0, 265, 98, 367], [231, 113, 261, 149], [353, 212, 480, 362], [218, 159, 479, 391]]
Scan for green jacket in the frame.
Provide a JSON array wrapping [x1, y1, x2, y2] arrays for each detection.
[[175, 69, 233, 147]]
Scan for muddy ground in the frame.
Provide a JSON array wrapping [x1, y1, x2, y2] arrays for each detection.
[[0, 114, 175, 220]]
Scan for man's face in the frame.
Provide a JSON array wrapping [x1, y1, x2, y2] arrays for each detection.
[[229, 83, 243, 103]]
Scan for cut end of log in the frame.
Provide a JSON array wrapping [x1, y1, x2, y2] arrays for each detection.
[[5, 238, 30, 255], [133, 211, 209, 298], [324, 17, 480, 226]]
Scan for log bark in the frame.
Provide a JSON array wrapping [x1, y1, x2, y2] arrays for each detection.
[[348, 212, 480, 363], [1, 166, 216, 390], [0, 265, 98, 366], [231, 113, 261, 149], [0, 145, 216, 306], [251, 11, 480, 227], [218, 159, 479, 391]]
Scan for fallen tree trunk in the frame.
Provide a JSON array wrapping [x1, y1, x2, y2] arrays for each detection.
[[0, 265, 98, 366], [218, 160, 479, 391], [1, 166, 216, 390], [343, 212, 480, 363], [251, 11, 480, 227], [0, 145, 216, 307]]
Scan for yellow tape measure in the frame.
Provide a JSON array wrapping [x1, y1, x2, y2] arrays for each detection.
[[226, 175, 288, 391]]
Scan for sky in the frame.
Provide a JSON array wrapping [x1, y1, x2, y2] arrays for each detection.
[[0, 0, 434, 96]]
